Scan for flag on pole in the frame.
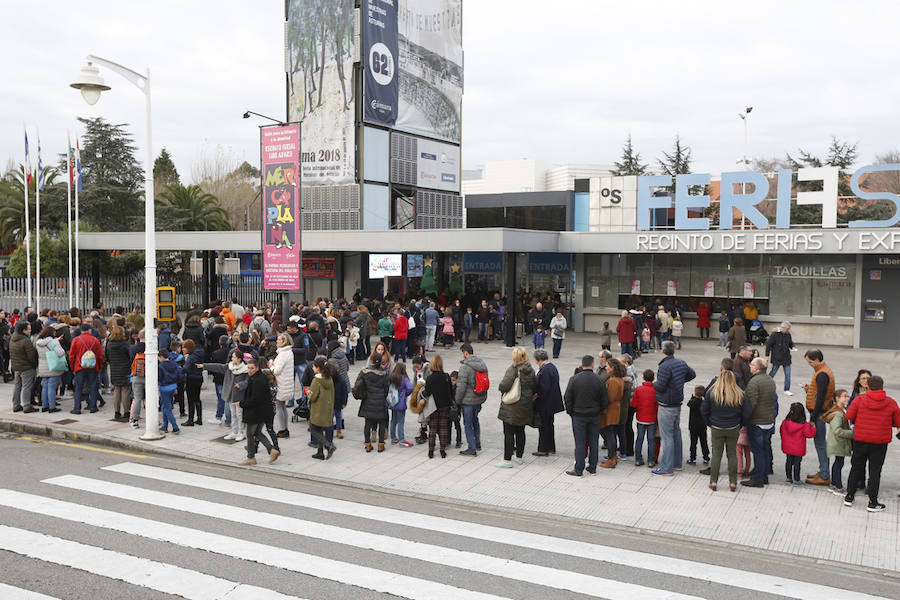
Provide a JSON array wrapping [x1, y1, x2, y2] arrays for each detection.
[[75, 139, 83, 192], [37, 136, 45, 192], [24, 128, 33, 187], [68, 141, 76, 188]]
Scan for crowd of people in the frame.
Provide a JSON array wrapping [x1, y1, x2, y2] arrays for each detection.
[[1, 293, 897, 514]]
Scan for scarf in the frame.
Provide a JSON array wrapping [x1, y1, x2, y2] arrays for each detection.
[[228, 361, 248, 376]]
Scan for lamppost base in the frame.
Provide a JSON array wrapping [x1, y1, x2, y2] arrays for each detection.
[[139, 432, 166, 441]]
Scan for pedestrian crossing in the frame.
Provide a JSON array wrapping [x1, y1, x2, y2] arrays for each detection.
[[0, 460, 893, 600]]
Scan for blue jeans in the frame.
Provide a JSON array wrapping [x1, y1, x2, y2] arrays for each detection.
[[552, 338, 563, 358], [747, 424, 771, 484], [657, 405, 683, 473], [393, 339, 407, 362], [571, 414, 602, 474], [768, 363, 791, 391], [831, 455, 845, 489], [620, 342, 634, 357], [390, 409, 407, 441], [478, 323, 489, 342], [461, 404, 482, 451], [214, 383, 228, 422], [73, 369, 99, 412], [41, 375, 60, 410], [159, 387, 178, 431], [635, 422, 656, 463], [814, 416, 829, 478]]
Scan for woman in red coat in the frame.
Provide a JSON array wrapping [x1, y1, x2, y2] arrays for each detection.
[[696, 302, 711, 340]]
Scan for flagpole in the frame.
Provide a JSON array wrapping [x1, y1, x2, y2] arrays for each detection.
[[75, 139, 81, 308], [36, 133, 41, 316], [66, 132, 73, 309], [23, 128, 32, 310]]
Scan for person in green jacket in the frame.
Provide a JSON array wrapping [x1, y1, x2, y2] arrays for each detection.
[[496, 347, 536, 469], [823, 389, 853, 495], [377, 314, 394, 352], [308, 355, 337, 460]]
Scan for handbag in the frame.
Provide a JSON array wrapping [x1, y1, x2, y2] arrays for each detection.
[[501, 375, 521, 405], [46, 343, 68, 372]]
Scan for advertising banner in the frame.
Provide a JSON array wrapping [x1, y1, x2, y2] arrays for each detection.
[[396, 0, 463, 143], [407, 254, 424, 277], [704, 280, 715, 297], [261, 124, 301, 290], [631, 279, 641, 295], [369, 253, 403, 278], [416, 137, 460, 192], [666, 280, 678, 296], [287, 0, 355, 184], [364, 0, 399, 127], [303, 256, 336, 279]]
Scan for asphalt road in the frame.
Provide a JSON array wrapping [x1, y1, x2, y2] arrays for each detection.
[[0, 433, 896, 600]]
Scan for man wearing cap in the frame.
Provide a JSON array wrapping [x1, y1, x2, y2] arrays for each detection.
[[765, 321, 795, 396]]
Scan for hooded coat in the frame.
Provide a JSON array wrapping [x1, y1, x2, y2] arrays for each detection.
[[455, 355, 489, 406], [272, 344, 295, 402], [308, 374, 335, 427], [355, 365, 389, 421]]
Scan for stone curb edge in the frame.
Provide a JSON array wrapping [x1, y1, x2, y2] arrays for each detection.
[[2, 417, 898, 581]]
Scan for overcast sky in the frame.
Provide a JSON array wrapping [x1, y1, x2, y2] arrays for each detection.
[[3, 1, 899, 184]]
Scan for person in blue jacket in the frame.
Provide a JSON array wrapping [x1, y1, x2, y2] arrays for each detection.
[[158, 348, 183, 434]]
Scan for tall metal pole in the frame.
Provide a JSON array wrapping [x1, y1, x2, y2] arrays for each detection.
[[75, 149, 80, 309], [66, 133, 73, 308], [23, 158, 31, 309]]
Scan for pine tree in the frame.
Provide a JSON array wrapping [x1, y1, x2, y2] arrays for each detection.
[[420, 259, 437, 295], [449, 263, 462, 295], [72, 117, 144, 231], [611, 135, 648, 176], [657, 135, 693, 177], [153, 148, 180, 200]]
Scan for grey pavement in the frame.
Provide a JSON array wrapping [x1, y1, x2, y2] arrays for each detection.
[[0, 435, 897, 600], [2, 332, 900, 574]]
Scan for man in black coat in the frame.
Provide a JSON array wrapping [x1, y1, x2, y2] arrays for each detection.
[[563, 355, 610, 476], [533, 349, 564, 456], [765, 321, 795, 396]]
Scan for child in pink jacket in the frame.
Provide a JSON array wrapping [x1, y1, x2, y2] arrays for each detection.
[[780, 402, 816, 485]]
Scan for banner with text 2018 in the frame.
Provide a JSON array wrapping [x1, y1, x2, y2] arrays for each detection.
[[261, 124, 301, 290]]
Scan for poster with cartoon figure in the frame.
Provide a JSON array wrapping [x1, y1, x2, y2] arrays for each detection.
[[261, 124, 301, 290]]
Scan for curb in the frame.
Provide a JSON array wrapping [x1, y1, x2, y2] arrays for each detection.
[[3, 417, 899, 581]]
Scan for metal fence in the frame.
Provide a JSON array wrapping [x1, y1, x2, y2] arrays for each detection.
[[0, 274, 282, 313]]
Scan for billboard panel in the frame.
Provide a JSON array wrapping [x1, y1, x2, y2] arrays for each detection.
[[287, 0, 355, 184], [261, 124, 301, 290], [369, 253, 403, 277], [363, 0, 399, 127], [417, 137, 459, 192], [396, 0, 463, 143]]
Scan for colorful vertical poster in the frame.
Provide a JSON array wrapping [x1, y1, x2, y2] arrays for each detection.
[[743, 281, 755, 299], [666, 280, 677, 296], [364, 0, 399, 127], [704, 280, 715, 297], [261, 124, 301, 290], [287, 0, 355, 184], [630, 279, 641, 295], [407, 254, 424, 277]]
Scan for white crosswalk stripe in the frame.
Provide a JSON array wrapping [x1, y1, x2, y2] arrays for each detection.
[[0, 525, 303, 600], [102, 461, 889, 600], [43, 474, 699, 600], [0, 582, 60, 600], [0, 489, 515, 600]]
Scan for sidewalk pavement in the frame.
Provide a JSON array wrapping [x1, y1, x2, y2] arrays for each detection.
[[3, 333, 900, 573]]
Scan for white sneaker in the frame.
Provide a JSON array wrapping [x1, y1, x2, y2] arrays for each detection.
[[234, 434, 246, 442], [208, 418, 222, 425], [223, 432, 236, 440], [784, 390, 793, 396], [495, 460, 513, 468], [513, 457, 524, 465]]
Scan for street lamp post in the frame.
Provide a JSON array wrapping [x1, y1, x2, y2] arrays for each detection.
[[738, 106, 753, 230], [70, 56, 163, 441]]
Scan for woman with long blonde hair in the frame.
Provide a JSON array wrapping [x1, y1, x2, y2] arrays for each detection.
[[700, 369, 751, 491]]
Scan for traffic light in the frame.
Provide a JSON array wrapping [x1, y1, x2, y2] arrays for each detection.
[[156, 286, 176, 321]]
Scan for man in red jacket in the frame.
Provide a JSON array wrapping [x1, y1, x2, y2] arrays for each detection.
[[70, 323, 105, 414], [844, 375, 900, 512], [615, 311, 637, 358]]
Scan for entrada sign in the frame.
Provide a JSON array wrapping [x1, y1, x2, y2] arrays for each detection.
[[637, 164, 900, 230]]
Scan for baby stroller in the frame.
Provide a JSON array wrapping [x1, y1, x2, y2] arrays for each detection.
[[747, 319, 768, 345]]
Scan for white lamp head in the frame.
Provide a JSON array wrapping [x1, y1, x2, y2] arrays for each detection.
[[70, 63, 110, 105]]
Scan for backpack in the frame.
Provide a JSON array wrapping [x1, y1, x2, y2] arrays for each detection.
[[474, 370, 490, 395], [352, 373, 368, 400], [387, 383, 400, 408], [80, 349, 97, 369], [131, 353, 146, 377]]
